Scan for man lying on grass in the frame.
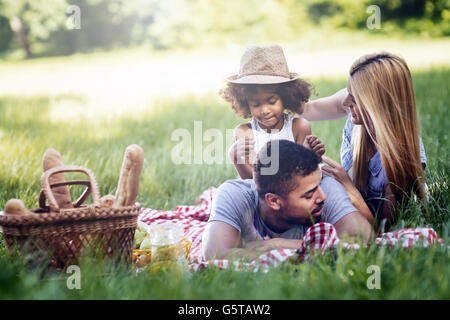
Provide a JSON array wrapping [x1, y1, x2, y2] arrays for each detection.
[[201, 140, 373, 261]]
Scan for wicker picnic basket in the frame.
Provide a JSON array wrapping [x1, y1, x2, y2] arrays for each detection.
[[0, 166, 140, 269]]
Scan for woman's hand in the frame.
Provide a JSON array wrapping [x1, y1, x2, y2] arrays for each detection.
[[321, 156, 374, 224], [304, 135, 326, 156], [321, 156, 353, 189]]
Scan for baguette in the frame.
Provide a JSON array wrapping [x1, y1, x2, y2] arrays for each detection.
[[43, 149, 73, 209], [113, 144, 144, 207], [4, 199, 28, 215]]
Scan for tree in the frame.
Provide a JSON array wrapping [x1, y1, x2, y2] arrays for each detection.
[[0, 14, 13, 52], [0, 0, 69, 58]]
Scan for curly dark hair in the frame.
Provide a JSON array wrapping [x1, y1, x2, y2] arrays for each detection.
[[219, 79, 313, 118], [254, 140, 321, 199]]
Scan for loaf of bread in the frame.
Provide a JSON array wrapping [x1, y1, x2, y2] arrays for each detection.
[[43, 149, 73, 209], [99, 194, 115, 208], [113, 144, 144, 207], [4, 199, 28, 215]]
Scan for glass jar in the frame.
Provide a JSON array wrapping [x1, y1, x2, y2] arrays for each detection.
[[148, 223, 185, 264]]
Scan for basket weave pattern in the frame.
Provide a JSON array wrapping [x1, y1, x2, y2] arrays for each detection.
[[0, 166, 140, 269]]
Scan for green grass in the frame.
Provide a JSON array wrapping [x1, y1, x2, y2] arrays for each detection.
[[0, 64, 449, 299]]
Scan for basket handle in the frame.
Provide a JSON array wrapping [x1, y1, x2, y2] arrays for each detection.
[[38, 180, 93, 210], [41, 166, 101, 212]]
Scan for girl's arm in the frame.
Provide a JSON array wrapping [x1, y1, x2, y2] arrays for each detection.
[[293, 117, 326, 156], [300, 88, 349, 121], [228, 124, 255, 180], [292, 117, 311, 145]]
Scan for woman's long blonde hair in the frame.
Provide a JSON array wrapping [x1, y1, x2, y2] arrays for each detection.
[[349, 52, 426, 205]]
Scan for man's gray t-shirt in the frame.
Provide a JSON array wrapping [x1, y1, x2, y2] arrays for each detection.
[[208, 175, 357, 244]]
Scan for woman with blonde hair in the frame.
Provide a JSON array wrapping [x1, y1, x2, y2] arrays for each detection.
[[301, 52, 427, 230]]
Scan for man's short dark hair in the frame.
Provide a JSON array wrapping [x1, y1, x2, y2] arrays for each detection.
[[254, 140, 321, 198]]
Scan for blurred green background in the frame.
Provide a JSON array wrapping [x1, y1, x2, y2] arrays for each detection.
[[0, 0, 449, 58], [0, 0, 449, 300], [0, 0, 449, 121], [0, 0, 449, 222]]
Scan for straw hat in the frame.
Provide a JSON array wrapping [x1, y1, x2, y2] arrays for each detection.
[[228, 44, 298, 84]]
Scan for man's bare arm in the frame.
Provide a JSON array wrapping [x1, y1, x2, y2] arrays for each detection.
[[334, 211, 374, 243], [245, 238, 303, 251], [201, 221, 303, 261], [301, 88, 349, 121], [201, 221, 243, 260]]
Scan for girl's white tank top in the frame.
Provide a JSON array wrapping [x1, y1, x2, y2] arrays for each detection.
[[250, 113, 296, 153]]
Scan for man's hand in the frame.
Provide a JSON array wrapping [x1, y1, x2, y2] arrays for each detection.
[[303, 135, 325, 157], [245, 238, 304, 251], [201, 221, 305, 261]]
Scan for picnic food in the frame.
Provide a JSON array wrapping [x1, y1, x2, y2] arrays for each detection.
[[43, 148, 73, 209], [139, 237, 152, 250], [113, 144, 144, 207], [99, 194, 115, 208], [0, 146, 144, 272], [148, 224, 184, 262], [132, 250, 151, 268], [132, 223, 192, 269], [132, 237, 192, 269], [134, 220, 149, 248], [4, 199, 28, 215], [151, 243, 182, 262]]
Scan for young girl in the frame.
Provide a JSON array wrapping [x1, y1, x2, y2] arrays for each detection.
[[221, 44, 325, 179]]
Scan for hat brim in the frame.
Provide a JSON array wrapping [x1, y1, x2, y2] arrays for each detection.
[[227, 72, 298, 84]]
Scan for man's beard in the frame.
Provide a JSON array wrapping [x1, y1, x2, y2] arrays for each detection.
[[309, 201, 325, 223], [283, 201, 326, 227]]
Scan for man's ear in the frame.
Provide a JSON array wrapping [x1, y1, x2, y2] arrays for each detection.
[[265, 193, 283, 211]]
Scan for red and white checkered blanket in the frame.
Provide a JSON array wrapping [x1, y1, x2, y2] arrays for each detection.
[[138, 187, 444, 272]]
